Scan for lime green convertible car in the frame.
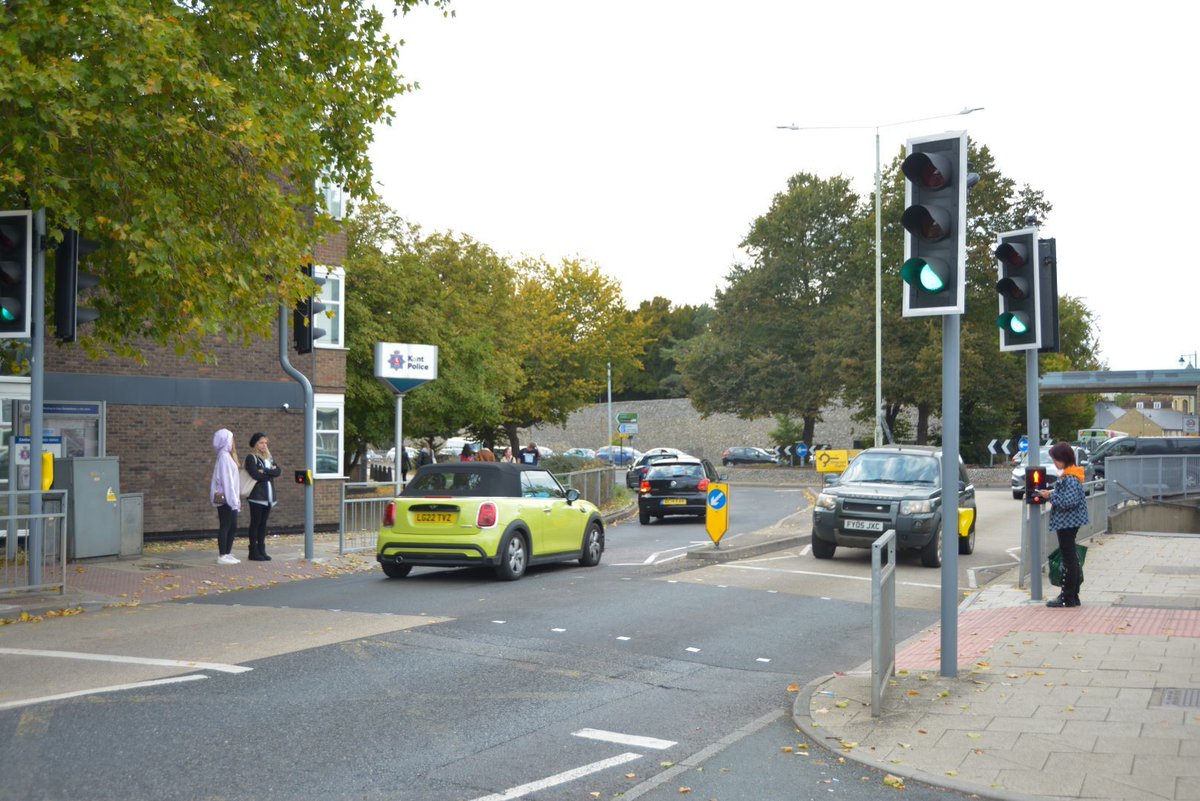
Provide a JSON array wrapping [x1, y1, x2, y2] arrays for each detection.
[[376, 462, 605, 581]]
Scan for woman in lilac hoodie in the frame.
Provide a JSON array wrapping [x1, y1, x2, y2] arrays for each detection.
[[210, 428, 242, 564]]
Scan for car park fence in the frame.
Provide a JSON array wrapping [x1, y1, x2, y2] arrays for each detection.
[[1, 490, 68, 596], [1018, 481, 1108, 591], [871, 529, 897, 717]]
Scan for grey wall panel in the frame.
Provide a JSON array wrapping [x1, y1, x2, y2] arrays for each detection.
[[46, 373, 304, 408]]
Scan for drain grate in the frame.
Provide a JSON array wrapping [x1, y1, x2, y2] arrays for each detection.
[[1160, 688, 1200, 709], [137, 561, 192, 571]]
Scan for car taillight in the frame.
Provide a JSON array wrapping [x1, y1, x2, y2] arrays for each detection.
[[640, 480, 650, 494], [382, 502, 395, 528], [697, 478, 710, 492], [476, 502, 497, 528]]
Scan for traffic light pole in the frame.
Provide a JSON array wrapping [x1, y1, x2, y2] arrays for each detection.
[[1026, 348, 1043, 601], [278, 305, 314, 560], [939, 313, 960, 679], [28, 210, 46, 588]]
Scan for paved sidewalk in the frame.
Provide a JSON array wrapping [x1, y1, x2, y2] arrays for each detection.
[[794, 531, 1200, 801], [0, 533, 377, 621]]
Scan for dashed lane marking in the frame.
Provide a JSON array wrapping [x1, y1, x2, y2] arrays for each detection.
[[715, 563, 950, 590], [572, 728, 677, 750]]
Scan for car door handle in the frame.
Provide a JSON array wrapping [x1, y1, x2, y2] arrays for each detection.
[[543, 508, 553, 514]]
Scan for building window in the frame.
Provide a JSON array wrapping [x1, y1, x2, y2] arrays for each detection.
[[315, 265, 344, 348], [314, 394, 344, 478]]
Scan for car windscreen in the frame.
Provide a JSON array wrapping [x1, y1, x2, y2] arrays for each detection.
[[841, 453, 939, 485], [402, 468, 511, 497]]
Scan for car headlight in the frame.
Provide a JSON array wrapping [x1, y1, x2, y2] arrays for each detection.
[[815, 493, 836, 510], [900, 500, 933, 514]]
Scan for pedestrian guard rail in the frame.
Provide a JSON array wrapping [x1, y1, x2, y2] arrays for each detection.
[[1, 490, 69, 596], [871, 529, 896, 717], [338, 467, 620, 555], [1105, 455, 1199, 508]]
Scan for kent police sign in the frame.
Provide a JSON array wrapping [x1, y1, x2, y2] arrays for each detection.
[[374, 342, 439, 395]]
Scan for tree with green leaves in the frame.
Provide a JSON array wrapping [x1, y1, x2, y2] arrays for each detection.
[[616, 297, 708, 400], [679, 173, 869, 444], [496, 257, 647, 451], [1, 0, 449, 362], [341, 200, 520, 471]]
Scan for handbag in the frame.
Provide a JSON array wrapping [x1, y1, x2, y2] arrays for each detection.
[[213, 491, 226, 506], [1048, 544, 1088, 587], [239, 467, 256, 499]]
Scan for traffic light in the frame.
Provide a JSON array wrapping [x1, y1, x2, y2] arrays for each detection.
[[294, 469, 312, 485], [0, 209, 33, 338], [1024, 466, 1047, 505], [293, 261, 327, 354], [900, 132, 968, 316], [1037, 238, 1060, 354], [994, 228, 1041, 351], [54, 229, 101, 343]]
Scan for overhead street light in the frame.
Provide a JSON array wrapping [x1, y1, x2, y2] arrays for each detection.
[[1180, 352, 1198, 369], [778, 107, 983, 447]]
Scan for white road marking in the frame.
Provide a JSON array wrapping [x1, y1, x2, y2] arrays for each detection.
[[799, 543, 812, 557], [654, 553, 687, 565], [685, 647, 701, 653], [616, 636, 631, 641], [572, 728, 677, 750], [774, 489, 807, 492], [492, 620, 506, 624], [468, 752, 642, 801], [0, 647, 251, 674], [0, 675, 208, 711], [551, 628, 566, 633], [716, 563, 946, 590], [756, 657, 771, 663]]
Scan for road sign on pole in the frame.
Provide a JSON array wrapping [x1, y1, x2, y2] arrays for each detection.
[[616, 412, 638, 424], [1018, 436, 1029, 453], [617, 423, 638, 435], [705, 484, 729, 546]]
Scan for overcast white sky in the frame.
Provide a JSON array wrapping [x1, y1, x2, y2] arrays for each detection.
[[370, 1, 1198, 373]]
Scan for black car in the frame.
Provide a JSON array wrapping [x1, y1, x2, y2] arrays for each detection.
[[721, 446, 778, 466], [811, 445, 976, 567], [637, 457, 720, 524], [625, 451, 682, 489]]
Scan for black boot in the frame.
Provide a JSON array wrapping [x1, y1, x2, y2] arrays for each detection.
[[1047, 593, 1069, 608], [248, 532, 267, 561]]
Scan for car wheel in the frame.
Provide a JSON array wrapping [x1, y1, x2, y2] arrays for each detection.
[[1013, 491, 1023, 500], [920, 526, 942, 568], [494, 532, 528, 581], [381, 562, 412, 579], [811, 531, 836, 559], [958, 518, 976, 555], [639, 510, 650, 525], [579, 522, 603, 567]]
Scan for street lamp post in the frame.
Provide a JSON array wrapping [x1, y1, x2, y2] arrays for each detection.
[[779, 107, 983, 447], [1179, 352, 1198, 369]]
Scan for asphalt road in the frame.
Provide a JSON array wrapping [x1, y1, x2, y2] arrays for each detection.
[[0, 486, 1021, 801]]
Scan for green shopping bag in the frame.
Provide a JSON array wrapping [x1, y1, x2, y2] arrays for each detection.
[[1048, 544, 1088, 587]]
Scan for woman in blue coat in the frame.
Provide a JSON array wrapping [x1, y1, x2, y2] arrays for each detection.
[[1036, 441, 1089, 607]]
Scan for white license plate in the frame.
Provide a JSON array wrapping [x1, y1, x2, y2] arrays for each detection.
[[843, 519, 884, 532]]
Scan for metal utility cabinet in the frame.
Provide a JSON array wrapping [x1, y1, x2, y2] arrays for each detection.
[[54, 457, 122, 559]]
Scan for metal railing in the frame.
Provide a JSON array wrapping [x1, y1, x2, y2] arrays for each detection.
[[552, 467, 617, 508], [1106, 455, 1199, 508], [871, 529, 896, 717], [339, 482, 397, 555], [2, 490, 69, 596]]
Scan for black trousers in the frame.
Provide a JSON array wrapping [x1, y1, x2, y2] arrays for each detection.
[[248, 503, 272, 556], [1056, 526, 1082, 599], [217, 504, 238, 556]]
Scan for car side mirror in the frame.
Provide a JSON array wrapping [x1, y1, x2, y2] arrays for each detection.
[[823, 474, 838, 486], [565, 488, 580, 504]]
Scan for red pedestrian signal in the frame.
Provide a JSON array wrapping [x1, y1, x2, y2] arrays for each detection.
[[1024, 467, 1046, 504]]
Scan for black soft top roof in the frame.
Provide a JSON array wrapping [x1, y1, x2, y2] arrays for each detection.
[[400, 462, 549, 498]]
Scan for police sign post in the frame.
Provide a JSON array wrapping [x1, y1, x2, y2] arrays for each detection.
[[705, 483, 729, 547]]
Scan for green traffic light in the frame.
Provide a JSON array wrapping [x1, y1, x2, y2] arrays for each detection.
[[998, 312, 1029, 334], [901, 257, 947, 293]]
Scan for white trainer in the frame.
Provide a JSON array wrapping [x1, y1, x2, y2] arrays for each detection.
[[218, 554, 240, 565]]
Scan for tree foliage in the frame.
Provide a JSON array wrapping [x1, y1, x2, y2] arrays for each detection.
[[0, 0, 449, 361]]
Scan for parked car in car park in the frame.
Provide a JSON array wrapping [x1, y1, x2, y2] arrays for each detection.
[[561, 447, 597, 460], [376, 462, 604, 581], [811, 445, 976, 567], [637, 457, 722, 525], [595, 445, 640, 466], [721, 446, 778, 466]]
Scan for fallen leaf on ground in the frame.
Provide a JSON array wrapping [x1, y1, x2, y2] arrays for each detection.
[[786, 683, 799, 693], [883, 774, 906, 789]]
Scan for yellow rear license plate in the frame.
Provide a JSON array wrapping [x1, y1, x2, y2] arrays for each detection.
[[662, 499, 687, 506], [414, 512, 456, 524]]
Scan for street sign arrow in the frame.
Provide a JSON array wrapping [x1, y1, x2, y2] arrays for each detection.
[[988, 438, 998, 455], [1001, 439, 1011, 455]]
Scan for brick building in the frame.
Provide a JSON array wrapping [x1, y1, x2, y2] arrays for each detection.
[[2, 233, 349, 538]]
